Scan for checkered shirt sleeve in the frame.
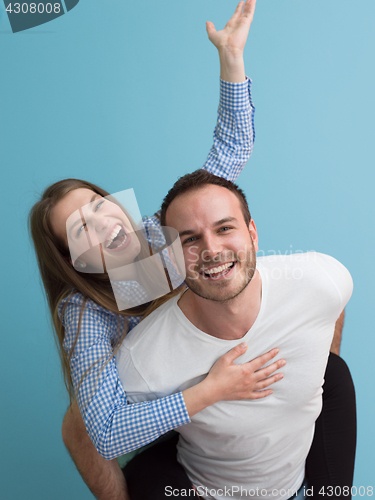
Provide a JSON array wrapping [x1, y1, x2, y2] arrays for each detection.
[[60, 78, 255, 459], [60, 294, 190, 459], [203, 78, 255, 181]]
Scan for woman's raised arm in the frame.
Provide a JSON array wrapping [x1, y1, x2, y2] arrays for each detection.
[[203, 0, 256, 182]]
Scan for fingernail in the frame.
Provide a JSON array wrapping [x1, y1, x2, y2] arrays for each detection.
[[280, 360, 286, 366], [240, 342, 247, 349], [278, 374, 284, 379], [274, 348, 279, 354]]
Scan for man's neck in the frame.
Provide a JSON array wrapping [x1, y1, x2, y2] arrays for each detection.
[[178, 270, 262, 340]]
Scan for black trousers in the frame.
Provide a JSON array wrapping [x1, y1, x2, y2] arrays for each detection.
[[305, 353, 357, 498], [123, 353, 357, 500]]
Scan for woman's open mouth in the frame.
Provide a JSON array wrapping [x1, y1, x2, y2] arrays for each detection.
[[201, 261, 236, 280], [104, 224, 131, 252]]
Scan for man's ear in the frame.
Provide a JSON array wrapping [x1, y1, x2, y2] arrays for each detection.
[[249, 219, 259, 252]]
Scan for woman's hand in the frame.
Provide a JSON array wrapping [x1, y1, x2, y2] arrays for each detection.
[[206, 0, 257, 82], [204, 344, 285, 402], [183, 344, 286, 417]]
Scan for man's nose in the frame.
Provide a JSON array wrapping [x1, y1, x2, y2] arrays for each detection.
[[200, 234, 223, 262]]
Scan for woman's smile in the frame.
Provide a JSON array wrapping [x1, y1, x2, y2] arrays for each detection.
[[50, 188, 142, 271], [104, 223, 132, 253]]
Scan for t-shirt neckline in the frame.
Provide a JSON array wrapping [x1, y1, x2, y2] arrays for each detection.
[[172, 262, 267, 344]]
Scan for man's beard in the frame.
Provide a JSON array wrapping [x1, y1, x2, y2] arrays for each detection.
[[185, 242, 257, 303]]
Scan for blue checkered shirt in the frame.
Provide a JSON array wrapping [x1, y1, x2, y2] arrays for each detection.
[[59, 78, 255, 459]]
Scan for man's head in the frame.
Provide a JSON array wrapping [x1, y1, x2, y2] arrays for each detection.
[[161, 171, 258, 302]]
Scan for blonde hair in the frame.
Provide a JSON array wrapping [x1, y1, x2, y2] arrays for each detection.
[[29, 178, 183, 402]]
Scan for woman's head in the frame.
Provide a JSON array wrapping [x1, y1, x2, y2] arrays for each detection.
[[29, 179, 145, 305], [50, 186, 141, 273]]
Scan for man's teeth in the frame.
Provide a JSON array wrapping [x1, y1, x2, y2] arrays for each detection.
[[105, 225, 124, 248], [203, 262, 233, 275]]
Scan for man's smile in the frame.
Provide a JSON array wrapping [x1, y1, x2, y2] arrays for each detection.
[[200, 261, 236, 280]]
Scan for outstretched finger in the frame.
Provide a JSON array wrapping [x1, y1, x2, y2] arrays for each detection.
[[243, 0, 256, 20], [206, 21, 216, 39], [249, 348, 280, 371], [231, 1, 245, 22], [249, 389, 274, 400], [220, 342, 248, 365], [255, 358, 286, 379], [256, 373, 284, 390]]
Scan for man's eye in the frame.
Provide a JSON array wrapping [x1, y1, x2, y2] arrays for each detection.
[[184, 236, 197, 244], [219, 226, 231, 232]]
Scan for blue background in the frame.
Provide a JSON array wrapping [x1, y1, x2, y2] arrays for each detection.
[[1, 0, 374, 498]]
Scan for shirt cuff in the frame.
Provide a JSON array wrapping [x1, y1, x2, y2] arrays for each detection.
[[219, 76, 253, 112], [152, 392, 191, 434]]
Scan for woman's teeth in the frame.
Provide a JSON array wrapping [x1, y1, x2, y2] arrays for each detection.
[[105, 224, 126, 249], [203, 262, 234, 276], [115, 234, 127, 249]]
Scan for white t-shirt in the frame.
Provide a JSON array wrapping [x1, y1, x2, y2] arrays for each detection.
[[116, 253, 353, 500]]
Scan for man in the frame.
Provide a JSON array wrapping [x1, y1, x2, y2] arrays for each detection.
[[115, 170, 354, 499]]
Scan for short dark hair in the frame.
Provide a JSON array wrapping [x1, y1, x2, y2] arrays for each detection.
[[160, 170, 251, 227]]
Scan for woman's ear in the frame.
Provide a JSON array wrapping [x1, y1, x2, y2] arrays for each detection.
[[72, 258, 86, 269]]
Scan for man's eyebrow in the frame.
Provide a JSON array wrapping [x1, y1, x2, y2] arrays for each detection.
[[179, 229, 195, 238], [213, 217, 237, 226], [178, 217, 238, 238], [68, 194, 99, 234]]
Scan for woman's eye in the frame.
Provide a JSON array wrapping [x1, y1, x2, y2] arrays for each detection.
[[95, 200, 105, 211], [77, 224, 86, 236]]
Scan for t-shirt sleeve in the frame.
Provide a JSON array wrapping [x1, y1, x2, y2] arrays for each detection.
[[315, 253, 353, 311], [115, 345, 156, 402]]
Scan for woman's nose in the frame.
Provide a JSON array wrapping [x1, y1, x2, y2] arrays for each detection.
[[93, 214, 110, 232], [87, 215, 110, 246]]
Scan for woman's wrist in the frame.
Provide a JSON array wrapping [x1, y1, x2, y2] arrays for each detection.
[[219, 48, 246, 82], [182, 379, 218, 417]]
